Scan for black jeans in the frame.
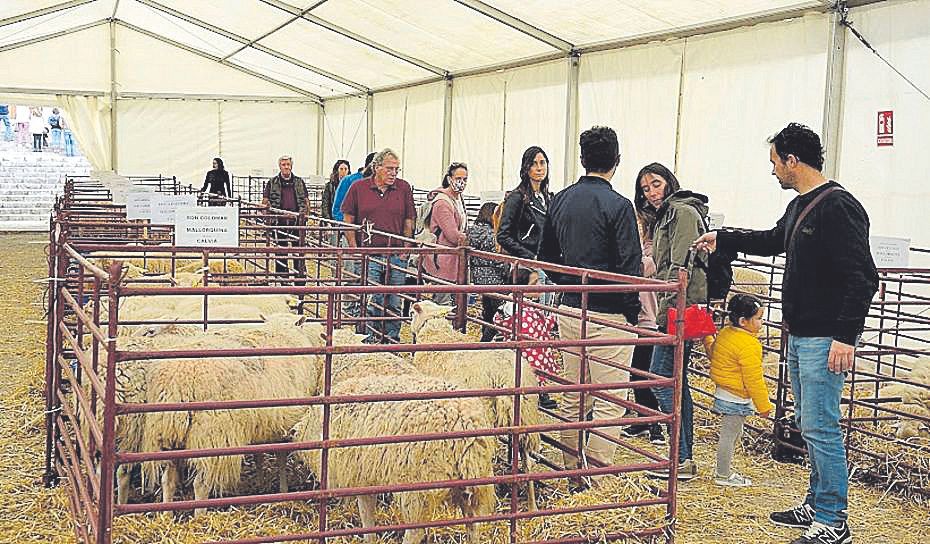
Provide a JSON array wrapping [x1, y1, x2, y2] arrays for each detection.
[[480, 294, 504, 342], [631, 344, 659, 411], [272, 225, 305, 285]]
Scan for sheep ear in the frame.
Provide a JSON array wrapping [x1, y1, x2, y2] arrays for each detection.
[[412, 302, 423, 316]]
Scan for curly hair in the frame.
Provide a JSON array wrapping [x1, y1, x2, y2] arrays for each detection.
[[329, 159, 351, 184], [580, 126, 620, 173], [768, 122, 824, 171]]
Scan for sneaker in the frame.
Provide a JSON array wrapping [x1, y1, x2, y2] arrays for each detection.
[[770, 503, 815, 529], [646, 459, 697, 481], [621, 423, 651, 439], [714, 471, 752, 487], [789, 521, 852, 544], [649, 424, 666, 445]]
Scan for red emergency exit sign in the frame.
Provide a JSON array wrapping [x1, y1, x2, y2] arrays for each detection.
[[877, 110, 893, 147]]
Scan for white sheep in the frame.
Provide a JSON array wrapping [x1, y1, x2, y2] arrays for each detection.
[[124, 319, 323, 514], [291, 374, 497, 544], [730, 267, 772, 298], [409, 300, 541, 510]]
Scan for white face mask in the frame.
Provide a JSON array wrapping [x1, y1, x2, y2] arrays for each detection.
[[449, 177, 467, 193]]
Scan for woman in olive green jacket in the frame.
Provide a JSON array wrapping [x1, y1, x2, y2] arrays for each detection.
[[635, 162, 709, 480]]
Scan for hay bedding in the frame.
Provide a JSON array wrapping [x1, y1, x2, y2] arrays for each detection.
[[1, 233, 928, 543]]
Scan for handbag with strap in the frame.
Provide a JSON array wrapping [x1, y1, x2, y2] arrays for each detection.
[[666, 248, 718, 340]]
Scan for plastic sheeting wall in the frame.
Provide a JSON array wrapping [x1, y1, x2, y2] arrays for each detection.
[[578, 42, 683, 202], [322, 96, 369, 179], [450, 60, 567, 195], [676, 14, 830, 230], [116, 99, 319, 188], [838, 0, 930, 248], [372, 82, 445, 188]]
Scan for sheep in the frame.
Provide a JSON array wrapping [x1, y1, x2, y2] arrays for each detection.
[[89, 251, 244, 275], [291, 374, 497, 544], [730, 267, 771, 298], [889, 402, 930, 441], [120, 319, 323, 515], [409, 300, 541, 510]]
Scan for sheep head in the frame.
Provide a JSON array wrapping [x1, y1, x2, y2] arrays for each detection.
[[410, 300, 453, 337]]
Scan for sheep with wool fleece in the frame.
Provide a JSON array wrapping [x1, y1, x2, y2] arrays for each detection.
[[409, 300, 541, 510], [291, 374, 497, 544], [130, 320, 323, 514]]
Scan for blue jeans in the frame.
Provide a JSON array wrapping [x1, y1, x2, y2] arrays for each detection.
[[50, 128, 62, 149], [787, 335, 848, 526], [650, 340, 694, 462], [0, 114, 11, 141], [63, 130, 76, 156], [365, 254, 407, 342]]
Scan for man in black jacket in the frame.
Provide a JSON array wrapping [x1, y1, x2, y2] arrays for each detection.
[[695, 123, 878, 544], [539, 126, 642, 485]]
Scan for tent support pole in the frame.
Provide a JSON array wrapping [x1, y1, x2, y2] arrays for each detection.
[[821, 2, 848, 179], [366, 93, 374, 154], [109, 19, 118, 172], [562, 53, 580, 187], [442, 78, 453, 168], [316, 102, 325, 176]]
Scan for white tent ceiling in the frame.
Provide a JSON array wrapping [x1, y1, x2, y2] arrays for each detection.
[[0, 0, 878, 99]]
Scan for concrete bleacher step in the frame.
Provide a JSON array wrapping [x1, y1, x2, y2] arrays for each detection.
[[0, 140, 91, 231]]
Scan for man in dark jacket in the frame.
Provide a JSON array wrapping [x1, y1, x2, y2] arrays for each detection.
[[539, 126, 642, 484], [261, 155, 310, 282], [695, 123, 878, 544]]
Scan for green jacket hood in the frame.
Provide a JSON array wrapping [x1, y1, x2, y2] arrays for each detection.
[[661, 190, 709, 218]]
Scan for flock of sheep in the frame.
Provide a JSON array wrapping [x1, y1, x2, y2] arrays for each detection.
[[94, 287, 541, 544]]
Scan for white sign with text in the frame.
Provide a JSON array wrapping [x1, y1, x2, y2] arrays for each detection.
[[126, 191, 156, 220], [870, 236, 909, 268], [708, 213, 725, 231], [175, 207, 239, 247], [151, 193, 198, 224]]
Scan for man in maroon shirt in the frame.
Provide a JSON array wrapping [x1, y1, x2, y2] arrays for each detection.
[[261, 155, 309, 283], [341, 148, 415, 342]]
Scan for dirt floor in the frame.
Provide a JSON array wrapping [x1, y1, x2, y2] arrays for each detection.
[[0, 232, 927, 544]]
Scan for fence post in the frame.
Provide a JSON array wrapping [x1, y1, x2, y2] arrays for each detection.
[[43, 220, 64, 486], [454, 246, 468, 332], [96, 262, 123, 544]]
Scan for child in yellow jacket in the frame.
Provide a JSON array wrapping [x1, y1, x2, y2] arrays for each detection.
[[709, 294, 774, 487]]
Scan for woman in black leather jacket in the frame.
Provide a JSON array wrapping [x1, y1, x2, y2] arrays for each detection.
[[497, 146, 553, 260]]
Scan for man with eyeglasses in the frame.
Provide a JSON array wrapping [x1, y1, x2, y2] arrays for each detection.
[[341, 148, 416, 343]]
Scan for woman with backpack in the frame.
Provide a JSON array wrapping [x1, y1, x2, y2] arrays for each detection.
[[636, 162, 709, 481], [422, 162, 469, 305], [468, 202, 508, 341]]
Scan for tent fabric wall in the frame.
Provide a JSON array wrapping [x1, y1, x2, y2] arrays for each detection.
[[372, 82, 444, 189], [578, 42, 683, 201], [115, 99, 219, 187], [0, 24, 110, 93], [676, 14, 830, 230], [322, 96, 369, 178], [450, 61, 567, 195], [450, 72, 507, 194], [218, 101, 319, 180], [60, 95, 112, 172], [838, 0, 930, 247]]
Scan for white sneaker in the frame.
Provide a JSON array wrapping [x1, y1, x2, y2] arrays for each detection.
[[714, 471, 752, 487]]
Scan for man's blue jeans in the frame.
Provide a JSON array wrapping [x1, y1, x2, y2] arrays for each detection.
[[650, 340, 694, 463], [0, 114, 11, 141], [787, 335, 848, 526], [365, 254, 406, 342], [50, 128, 62, 149]]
